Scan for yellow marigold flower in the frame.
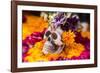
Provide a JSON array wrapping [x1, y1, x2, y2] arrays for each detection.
[[59, 51, 67, 58], [25, 40, 46, 62], [34, 56, 48, 62], [24, 56, 35, 62], [46, 51, 67, 60], [22, 15, 48, 40], [27, 41, 43, 55], [46, 53, 59, 60], [81, 31, 90, 39], [62, 30, 76, 45], [65, 43, 85, 59], [25, 56, 48, 62]]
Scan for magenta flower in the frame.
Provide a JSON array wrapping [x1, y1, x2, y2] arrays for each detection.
[[22, 30, 46, 62]]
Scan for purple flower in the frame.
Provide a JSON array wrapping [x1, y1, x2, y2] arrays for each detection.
[[51, 12, 67, 28], [67, 16, 79, 25], [52, 12, 80, 31], [63, 16, 79, 31], [61, 21, 77, 31], [75, 32, 90, 50]]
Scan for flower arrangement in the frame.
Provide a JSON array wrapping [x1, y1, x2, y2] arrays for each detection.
[[22, 12, 90, 62]]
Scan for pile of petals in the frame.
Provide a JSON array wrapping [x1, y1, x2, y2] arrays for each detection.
[[22, 12, 90, 62]]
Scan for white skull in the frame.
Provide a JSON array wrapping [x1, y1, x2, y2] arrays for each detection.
[[42, 26, 64, 54]]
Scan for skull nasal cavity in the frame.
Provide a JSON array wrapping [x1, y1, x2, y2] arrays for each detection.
[[48, 37, 51, 41]]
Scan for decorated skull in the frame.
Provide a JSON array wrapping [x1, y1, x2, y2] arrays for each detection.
[[42, 12, 80, 54], [42, 26, 64, 54]]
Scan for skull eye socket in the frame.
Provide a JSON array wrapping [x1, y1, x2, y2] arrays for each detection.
[[48, 37, 51, 41], [45, 31, 51, 37], [51, 33, 57, 40]]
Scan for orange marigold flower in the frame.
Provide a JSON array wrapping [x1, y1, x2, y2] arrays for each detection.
[[65, 43, 85, 59], [22, 15, 48, 40], [62, 30, 76, 45], [46, 53, 59, 61]]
